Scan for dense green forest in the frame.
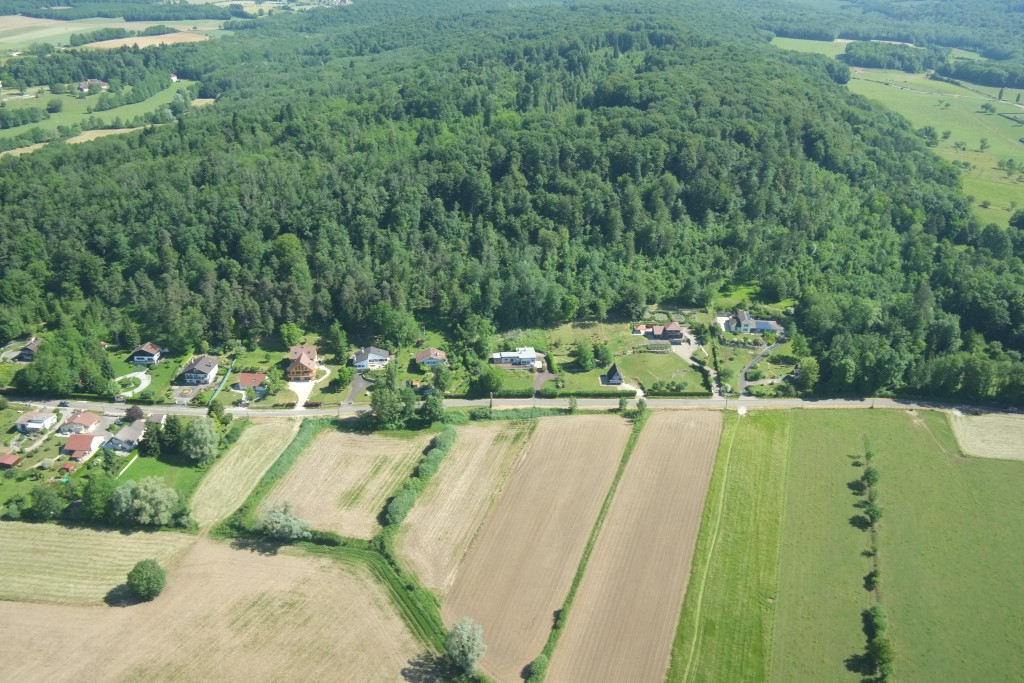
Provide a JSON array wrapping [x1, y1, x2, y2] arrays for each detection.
[[1, 0, 1023, 403]]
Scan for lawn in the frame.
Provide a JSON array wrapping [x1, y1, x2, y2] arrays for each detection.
[[617, 351, 697, 389], [117, 450, 206, 499], [770, 36, 847, 58], [716, 344, 759, 390]]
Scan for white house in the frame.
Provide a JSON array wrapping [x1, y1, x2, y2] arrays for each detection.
[[721, 311, 784, 335], [16, 411, 58, 433], [415, 348, 448, 368], [180, 354, 218, 385], [104, 420, 146, 452], [491, 347, 538, 366], [131, 342, 165, 364], [353, 347, 390, 370]]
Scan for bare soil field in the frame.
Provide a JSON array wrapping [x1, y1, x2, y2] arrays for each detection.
[[397, 421, 533, 594], [951, 413, 1024, 461], [547, 411, 722, 683], [84, 32, 211, 49], [190, 418, 300, 529], [66, 127, 143, 143], [442, 415, 632, 682], [0, 539, 421, 682], [269, 429, 432, 539], [0, 522, 193, 604]]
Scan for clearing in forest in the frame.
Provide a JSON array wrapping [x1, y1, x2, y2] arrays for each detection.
[[547, 411, 721, 683], [268, 429, 432, 539], [83, 32, 211, 48], [1, 539, 421, 682], [396, 420, 533, 594], [949, 412, 1024, 461], [442, 415, 632, 683], [190, 418, 300, 529], [0, 522, 194, 604]]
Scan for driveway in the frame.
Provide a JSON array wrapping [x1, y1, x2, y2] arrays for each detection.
[[346, 372, 373, 403], [288, 364, 331, 408], [739, 342, 781, 395], [114, 371, 151, 397]]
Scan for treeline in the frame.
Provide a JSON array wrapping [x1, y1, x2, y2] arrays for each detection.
[[0, 105, 48, 130], [842, 42, 949, 73], [0, 0, 240, 21], [0, 48, 170, 90], [937, 58, 1024, 89], [93, 72, 173, 111], [68, 24, 178, 48]]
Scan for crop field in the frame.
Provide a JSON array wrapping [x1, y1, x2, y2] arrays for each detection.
[[0, 522, 194, 604], [83, 32, 211, 48], [396, 420, 533, 594], [548, 411, 721, 683], [190, 418, 300, 529], [1, 539, 421, 682], [65, 127, 144, 143], [268, 429, 432, 539], [442, 415, 632, 682], [0, 15, 223, 50], [949, 412, 1024, 461]]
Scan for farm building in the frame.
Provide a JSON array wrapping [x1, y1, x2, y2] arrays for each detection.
[[607, 363, 624, 385], [491, 347, 538, 366], [0, 453, 22, 469], [131, 342, 165, 364], [287, 346, 319, 380], [59, 411, 100, 435], [61, 462, 76, 473], [180, 355, 219, 385], [61, 434, 103, 462], [353, 347, 390, 370], [415, 348, 447, 367], [104, 421, 145, 452], [16, 411, 58, 433]]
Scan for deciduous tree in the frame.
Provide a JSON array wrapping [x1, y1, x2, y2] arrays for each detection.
[[446, 616, 486, 675], [127, 559, 166, 600]]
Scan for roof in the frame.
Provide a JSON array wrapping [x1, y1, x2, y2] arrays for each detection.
[[67, 411, 100, 427], [113, 421, 145, 444], [289, 354, 317, 372], [608, 363, 623, 378], [236, 372, 267, 388], [17, 411, 52, 425], [147, 413, 166, 424], [289, 345, 318, 360], [183, 355, 218, 374], [0, 453, 20, 466], [652, 325, 665, 336], [664, 321, 682, 332], [132, 342, 163, 356], [22, 338, 42, 352], [415, 348, 447, 363], [738, 311, 753, 323], [66, 434, 99, 451], [354, 347, 390, 362], [61, 463, 75, 471]]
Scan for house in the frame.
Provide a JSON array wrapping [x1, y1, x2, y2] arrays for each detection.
[[104, 420, 145, 452], [662, 321, 684, 340], [352, 347, 390, 371], [722, 311, 784, 335], [234, 372, 267, 393], [131, 342, 165, 364], [16, 337, 41, 361], [491, 347, 538, 366], [147, 413, 167, 427], [633, 325, 648, 335], [16, 411, 58, 433], [78, 78, 109, 92], [287, 345, 319, 380], [170, 73, 179, 82], [59, 411, 100, 435], [0, 453, 22, 469], [606, 363, 624, 385], [180, 355, 218, 385], [61, 434, 103, 463], [415, 348, 447, 368]]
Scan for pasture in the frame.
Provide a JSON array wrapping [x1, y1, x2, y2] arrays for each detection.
[[190, 418, 300, 529], [396, 420, 533, 594], [442, 415, 631, 682], [0, 522, 193, 604], [0, 15, 224, 51], [1, 539, 421, 682], [950, 412, 1024, 460], [548, 411, 721, 683], [267, 429, 432, 539]]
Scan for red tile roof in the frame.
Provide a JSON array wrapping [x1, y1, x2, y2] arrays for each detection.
[[0, 453, 20, 467], [67, 411, 99, 427], [415, 348, 447, 363], [237, 372, 267, 388], [65, 434, 99, 453]]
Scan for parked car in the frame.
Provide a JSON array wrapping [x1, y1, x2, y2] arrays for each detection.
[[113, 395, 126, 403], [58, 401, 71, 407]]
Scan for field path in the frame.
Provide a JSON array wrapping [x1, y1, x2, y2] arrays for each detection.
[[190, 418, 300, 530], [442, 415, 632, 682], [547, 411, 722, 683]]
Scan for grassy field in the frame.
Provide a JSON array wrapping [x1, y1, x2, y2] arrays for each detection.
[[771, 37, 847, 58], [0, 15, 223, 50], [117, 448, 206, 499]]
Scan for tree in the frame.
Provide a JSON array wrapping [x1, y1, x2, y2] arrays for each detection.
[[111, 477, 184, 526], [161, 415, 185, 454], [474, 363, 505, 395], [595, 343, 613, 367], [183, 417, 218, 464], [371, 386, 404, 429], [636, 397, 648, 416], [867, 635, 895, 676], [419, 392, 446, 423], [139, 428, 162, 457], [979, 137, 990, 151], [328, 321, 347, 356], [980, 102, 996, 114], [865, 502, 883, 526], [125, 404, 144, 422], [432, 363, 452, 392], [46, 98, 62, 113], [82, 472, 116, 521], [567, 396, 578, 413], [862, 466, 880, 487], [574, 340, 595, 371], [618, 396, 629, 412], [207, 401, 226, 425], [29, 484, 64, 520], [256, 501, 311, 540], [279, 322, 303, 348], [127, 558, 166, 601], [446, 616, 486, 676], [0, 396, 7, 410], [790, 333, 809, 358], [795, 356, 819, 393]]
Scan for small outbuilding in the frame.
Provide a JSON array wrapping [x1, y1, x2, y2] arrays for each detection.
[[607, 363, 624, 385]]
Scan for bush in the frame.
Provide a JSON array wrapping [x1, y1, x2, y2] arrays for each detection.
[[527, 654, 549, 682], [468, 406, 492, 420], [256, 501, 311, 540], [385, 485, 418, 526], [126, 558, 165, 601]]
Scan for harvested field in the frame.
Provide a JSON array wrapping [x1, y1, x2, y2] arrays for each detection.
[[1, 539, 421, 682], [442, 415, 632, 682], [547, 411, 722, 683], [397, 421, 533, 594], [269, 429, 432, 539], [0, 522, 193, 604], [66, 127, 143, 143], [84, 32, 211, 48], [192, 98, 216, 107], [191, 418, 300, 529], [0, 143, 45, 158], [950, 413, 1024, 461]]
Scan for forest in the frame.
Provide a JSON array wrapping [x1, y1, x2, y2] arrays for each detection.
[[1, 0, 1024, 403]]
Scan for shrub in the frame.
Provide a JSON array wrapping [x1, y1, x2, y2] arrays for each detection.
[[126, 558, 165, 601], [385, 485, 418, 526], [256, 501, 311, 541], [864, 569, 880, 591], [468, 406, 492, 420], [527, 654, 549, 682]]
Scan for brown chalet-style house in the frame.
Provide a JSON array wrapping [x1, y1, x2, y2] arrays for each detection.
[[131, 342, 165, 364], [180, 355, 218, 385], [633, 322, 684, 342], [61, 434, 103, 463], [16, 337, 41, 361], [59, 411, 100, 435], [606, 363, 624, 385], [234, 372, 267, 393], [287, 346, 318, 381], [415, 348, 447, 368]]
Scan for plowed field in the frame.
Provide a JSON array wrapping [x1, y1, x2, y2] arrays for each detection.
[[397, 421, 533, 594], [1, 539, 421, 682], [442, 415, 632, 682], [268, 430, 432, 539], [547, 411, 722, 683]]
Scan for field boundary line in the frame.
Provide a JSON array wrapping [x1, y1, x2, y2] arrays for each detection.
[[681, 411, 740, 683], [764, 411, 793, 682]]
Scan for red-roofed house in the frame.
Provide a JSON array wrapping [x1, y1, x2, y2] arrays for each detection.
[[234, 372, 268, 394], [59, 411, 100, 435], [414, 348, 447, 368], [61, 462, 76, 473], [61, 434, 103, 463], [0, 453, 22, 469]]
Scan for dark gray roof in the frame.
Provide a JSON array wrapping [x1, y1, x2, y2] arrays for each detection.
[[354, 347, 390, 362], [183, 355, 218, 374]]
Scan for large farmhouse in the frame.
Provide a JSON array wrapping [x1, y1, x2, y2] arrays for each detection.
[[181, 355, 219, 385], [287, 345, 319, 380]]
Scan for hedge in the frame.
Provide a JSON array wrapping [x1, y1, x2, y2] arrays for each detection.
[[539, 385, 637, 399], [645, 390, 713, 398]]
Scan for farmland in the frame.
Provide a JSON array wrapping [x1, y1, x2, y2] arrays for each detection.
[[950, 412, 1024, 461], [190, 418, 300, 529], [396, 420, 533, 594], [267, 429, 432, 539], [1, 539, 422, 682], [83, 32, 211, 49], [0, 522, 194, 604], [547, 411, 721, 683], [0, 15, 224, 51], [442, 415, 632, 682]]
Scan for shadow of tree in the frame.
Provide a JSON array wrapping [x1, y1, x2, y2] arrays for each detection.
[[401, 651, 461, 682], [847, 479, 867, 496], [844, 652, 876, 676], [849, 514, 871, 531], [104, 583, 143, 607], [230, 537, 282, 556]]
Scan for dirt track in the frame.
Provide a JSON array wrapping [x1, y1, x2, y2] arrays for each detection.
[[442, 415, 632, 682], [546, 411, 722, 682]]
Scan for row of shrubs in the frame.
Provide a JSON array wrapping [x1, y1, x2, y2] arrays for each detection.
[[538, 386, 637, 399], [384, 426, 457, 527]]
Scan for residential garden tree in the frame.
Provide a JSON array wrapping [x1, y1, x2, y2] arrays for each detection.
[[574, 340, 596, 371], [279, 322, 303, 348], [111, 477, 185, 527], [328, 321, 347, 356], [125, 405, 144, 422], [161, 415, 185, 454], [371, 386, 404, 429], [419, 392, 446, 423], [618, 396, 629, 412], [82, 472, 116, 521], [474, 363, 505, 395], [432, 363, 451, 392], [126, 558, 166, 601], [29, 484, 64, 520], [256, 501, 311, 541], [207, 401, 226, 425], [595, 342, 613, 367], [795, 356, 819, 393], [139, 429, 162, 458], [183, 417, 218, 464], [446, 616, 486, 676]]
